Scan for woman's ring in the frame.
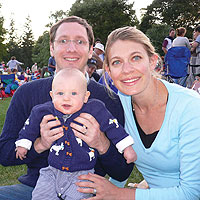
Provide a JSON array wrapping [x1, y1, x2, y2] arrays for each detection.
[[93, 188, 97, 195], [82, 125, 87, 134]]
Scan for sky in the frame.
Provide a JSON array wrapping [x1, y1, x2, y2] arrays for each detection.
[[0, 0, 153, 40]]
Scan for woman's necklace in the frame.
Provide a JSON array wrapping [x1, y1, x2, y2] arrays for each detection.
[[132, 79, 159, 113]]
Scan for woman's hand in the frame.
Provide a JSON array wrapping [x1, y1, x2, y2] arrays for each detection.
[[70, 113, 110, 155], [76, 173, 135, 200], [34, 114, 64, 153]]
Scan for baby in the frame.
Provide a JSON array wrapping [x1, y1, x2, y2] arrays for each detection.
[[15, 68, 137, 200]]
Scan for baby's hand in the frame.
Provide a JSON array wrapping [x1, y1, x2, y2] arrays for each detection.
[[123, 146, 137, 164], [15, 146, 28, 160]]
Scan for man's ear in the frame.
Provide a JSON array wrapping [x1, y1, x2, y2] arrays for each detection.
[[84, 91, 90, 103], [88, 46, 93, 59], [50, 43, 54, 57]]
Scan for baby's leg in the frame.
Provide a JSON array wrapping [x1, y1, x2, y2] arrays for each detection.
[[32, 166, 59, 200], [57, 169, 94, 200]]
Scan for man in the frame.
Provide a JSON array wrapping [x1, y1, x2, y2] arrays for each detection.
[[31, 63, 38, 74], [94, 42, 105, 61], [86, 57, 100, 81], [48, 56, 56, 76], [7, 56, 23, 73], [162, 28, 175, 54], [0, 16, 133, 200]]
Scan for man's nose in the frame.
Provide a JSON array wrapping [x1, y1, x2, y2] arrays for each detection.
[[66, 40, 76, 51]]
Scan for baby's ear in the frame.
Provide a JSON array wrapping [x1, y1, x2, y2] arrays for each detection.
[[50, 91, 53, 99], [84, 91, 90, 103]]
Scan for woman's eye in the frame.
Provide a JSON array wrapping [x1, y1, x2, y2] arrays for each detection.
[[57, 92, 64, 95], [112, 60, 120, 65], [72, 92, 77, 95], [133, 56, 141, 61]]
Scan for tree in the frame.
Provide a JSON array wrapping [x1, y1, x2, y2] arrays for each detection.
[[69, 0, 139, 44], [145, 24, 171, 56], [32, 31, 50, 68], [140, 0, 200, 37], [20, 16, 35, 67], [0, 3, 7, 61], [6, 16, 21, 61], [46, 10, 68, 29], [32, 10, 69, 69]]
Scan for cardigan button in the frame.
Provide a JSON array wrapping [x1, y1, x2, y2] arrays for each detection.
[[65, 141, 70, 146]]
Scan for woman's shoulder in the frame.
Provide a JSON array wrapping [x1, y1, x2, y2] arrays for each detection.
[[161, 79, 200, 104]]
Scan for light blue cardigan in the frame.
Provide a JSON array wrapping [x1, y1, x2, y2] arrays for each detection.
[[119, 79, 200, 200]]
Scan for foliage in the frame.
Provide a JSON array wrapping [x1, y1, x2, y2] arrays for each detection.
[[140, 0, 200, 37], [0, 3, 7, 61], [69, 0, 139, 44], [46, 10, 69, 29], [146, 24, 171, 56], [19, 16, 35, 68], [32, 31, 50, 68], [5, 17, 21, 62]]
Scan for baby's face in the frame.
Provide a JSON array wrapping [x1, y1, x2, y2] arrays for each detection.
[[50, 75, 89, 115]]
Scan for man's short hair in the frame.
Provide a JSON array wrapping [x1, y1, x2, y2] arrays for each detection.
[[195, 25, 200, 33], [50, 16, 94, 48], [87, 58, 97, 68]]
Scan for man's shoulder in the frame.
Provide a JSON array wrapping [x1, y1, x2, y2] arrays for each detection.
[[32, 101, 53, 114], [196, 35, 200, 42], [19, 77, 52, 90], [14, 77, 53, 103], [88, 80, 119, 101], [87, 98, 105, 107]]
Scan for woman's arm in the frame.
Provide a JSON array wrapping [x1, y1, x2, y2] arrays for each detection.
[[191, 41, 199, 53], [77, 173, 136, 200]]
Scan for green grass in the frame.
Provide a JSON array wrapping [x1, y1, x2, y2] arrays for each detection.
[[0, 97, 27, 186], [0, 97, 11, 133], [0, 97, 143, 186]]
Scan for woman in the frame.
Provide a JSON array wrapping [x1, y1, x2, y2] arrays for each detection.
[[76, 27, 200, 200], [172, 27, 191, 49], [191, 25, 200, 57], [190, 25, 200, 76]]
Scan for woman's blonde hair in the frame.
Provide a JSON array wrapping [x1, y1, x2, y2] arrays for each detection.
[[103, 26, 161, 94], [104, 26, 156, 67]]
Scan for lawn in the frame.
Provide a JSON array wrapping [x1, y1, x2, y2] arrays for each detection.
[[0, 97, 143, 187], [0, 97, 27, 186]]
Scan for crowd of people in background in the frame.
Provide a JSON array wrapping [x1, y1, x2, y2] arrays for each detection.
[[1, 25, 200, 99], [0, 56, 53, 98]]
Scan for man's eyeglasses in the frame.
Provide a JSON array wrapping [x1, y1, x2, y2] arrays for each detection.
[[54, 39, 88, 47]]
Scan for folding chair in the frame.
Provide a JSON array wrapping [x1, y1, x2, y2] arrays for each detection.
[[164, 47, 191, 87], [0, 79, 4, 100], [0, 74, 16, 98]]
